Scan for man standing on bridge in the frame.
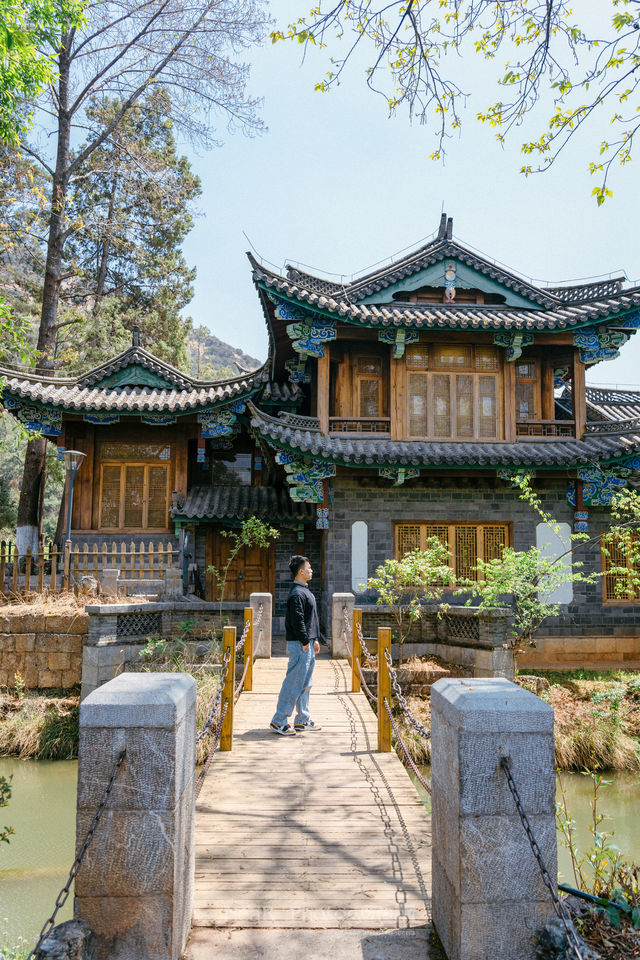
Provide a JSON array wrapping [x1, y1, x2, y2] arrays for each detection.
[[270, 555, 322, 736]]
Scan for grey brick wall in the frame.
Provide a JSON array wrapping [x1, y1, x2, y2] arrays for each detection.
[[323, 475, 640, 640]]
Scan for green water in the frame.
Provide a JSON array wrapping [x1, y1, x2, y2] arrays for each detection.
[[0, 758, 77, 954], [0, 758, 638, 953]]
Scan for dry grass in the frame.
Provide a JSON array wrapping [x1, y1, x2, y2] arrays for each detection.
[[0, 690, 79, 759], [520, 669, 640, 772], [0, 591, 153, 613]]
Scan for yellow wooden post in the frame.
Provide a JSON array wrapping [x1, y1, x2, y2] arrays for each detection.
[[220, 625, 236, 751], [50, 545, 58, 594], [244, 607, 254, 693], [352, 608, 362, 693], [377, 627, 391, 753]]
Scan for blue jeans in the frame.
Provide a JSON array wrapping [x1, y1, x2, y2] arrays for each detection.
[[271, 641, 316, 728]]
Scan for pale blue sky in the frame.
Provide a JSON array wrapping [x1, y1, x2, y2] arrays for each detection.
[[181, 11, 640, 387]]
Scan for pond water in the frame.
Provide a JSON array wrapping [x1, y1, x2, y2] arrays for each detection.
[[0, 758, 77, 953], [0, 758, 639, 952]]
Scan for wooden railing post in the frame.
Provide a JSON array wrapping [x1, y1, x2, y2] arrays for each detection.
[[50, 544, 58, 594], [0, 541, 6, 597], [244, 607, 254, 693], [377, 627, 391, 753], [352, 608, 362, 693], [220, 625, 236, 751]]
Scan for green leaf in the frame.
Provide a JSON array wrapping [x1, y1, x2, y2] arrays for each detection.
[[606, 905, 621, 929], [632, 906, 640, 929]]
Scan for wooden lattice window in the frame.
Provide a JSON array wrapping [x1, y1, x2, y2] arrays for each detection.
[[515, 361, 539, 421], [395, 521, 509, 580], [356, 357, 383, 418], [406, 345, 500, 440], [601, 533, 640, 602], [99, 461, 171, 530]]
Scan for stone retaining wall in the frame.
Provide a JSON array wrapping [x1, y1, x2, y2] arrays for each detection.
[[0, 613, 89, 689]]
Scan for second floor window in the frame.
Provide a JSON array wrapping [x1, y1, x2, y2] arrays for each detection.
[[406, 344, 500, 440], [356, 357, 383, 417]]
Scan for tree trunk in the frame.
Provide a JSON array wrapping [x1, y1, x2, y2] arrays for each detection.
[[16, 37, 72, 557]]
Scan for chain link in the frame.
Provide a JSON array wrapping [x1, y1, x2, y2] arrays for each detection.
[[500, 758, 584, 960], [235, 616, 250, 654], [383, 648, 431, 740], [356, 656, 378, 703], [254, 601, 264, 630], [195, 700, 228, 798], [356, 620, 378, 665], [383, 698, 431, 795], [196, 645, 231, 745], [27, 750, 126, 960]]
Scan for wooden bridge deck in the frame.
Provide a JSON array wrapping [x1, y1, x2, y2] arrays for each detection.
[[191, 653, 431, 931]]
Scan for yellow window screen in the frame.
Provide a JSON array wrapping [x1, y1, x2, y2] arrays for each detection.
[[408, 373, 428, 437], [406, 345, 429, 370], [100, 465, 122, 528], [124, 465, 144, 528], [396, 524, 422, 557], [147, 466, 169, 528], [456, 375, 474, 438], [601, 534, 640, 602], [432, 375, 451, 436], [395, 522, 509, 579], [478, 376, 498, 438], [432, 345, 472, 369]]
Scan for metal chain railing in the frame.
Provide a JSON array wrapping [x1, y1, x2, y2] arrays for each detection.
[[195, 701, 228, 799], [355, 655, 378, 703], [383, 698, 431, 795], [383, 648, 431, 741], [254, 601, 264, 631], [500, 757, 584, 960], [27, 749, 126, 960], [235, 616, 251, 654], [196, 644, 232, 745], [356, 620, 377, 665]]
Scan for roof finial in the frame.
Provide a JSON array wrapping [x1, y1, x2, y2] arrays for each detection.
[[446, 216, 453, 240], [132, 325, 140, 348], [437, 212, 447, 240]]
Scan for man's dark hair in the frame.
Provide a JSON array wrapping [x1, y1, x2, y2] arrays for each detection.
[[289, 555, 309, 578]]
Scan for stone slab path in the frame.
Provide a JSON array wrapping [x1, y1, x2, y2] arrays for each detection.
[[186, 653, 432, 956]]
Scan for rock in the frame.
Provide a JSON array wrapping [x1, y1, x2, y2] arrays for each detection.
[[536, 917, 600, 960], [34, 920, 93, 959], [78, 577, 99, 598]]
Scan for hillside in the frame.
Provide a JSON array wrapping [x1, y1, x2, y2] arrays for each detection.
[[188, 327, 262, 380]]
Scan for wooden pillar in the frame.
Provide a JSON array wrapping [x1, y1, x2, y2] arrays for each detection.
[[377, 627, 391, 753], [220, 625, 236, 751], [317, 347, 330, 434], [243, 607, 253, 693], [541, 360, 555, 421], [503, 358, 516, 442], [390, 356, 403, 441], [352, 608, 362, 693], [573, 349, 586, 439]]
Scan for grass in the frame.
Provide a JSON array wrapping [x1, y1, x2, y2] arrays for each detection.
[[0, 690, 79, 759], [520, 669, 640, 772], [0, 925, 29, 959]]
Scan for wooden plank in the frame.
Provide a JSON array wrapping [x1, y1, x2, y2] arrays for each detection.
[[573, 348, 586, 439], [193, 657, 431, 931], [317, 347, 330, 434]]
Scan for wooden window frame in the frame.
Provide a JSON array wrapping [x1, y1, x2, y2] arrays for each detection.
[[394, 520, 510, 580], [355, 355, 385, 418], [404, 344, 502, 441], [601, 533, 640, 604], [98, 461, 171, 531], [515, 360, 541, 422]]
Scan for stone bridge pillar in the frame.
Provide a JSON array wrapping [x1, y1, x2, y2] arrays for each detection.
[[431, 677, 556, 960], [331, 592, 354, 658], [75, 672, 196, 960]]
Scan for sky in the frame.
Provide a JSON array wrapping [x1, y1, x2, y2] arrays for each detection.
[[180, 7, 640, 388]]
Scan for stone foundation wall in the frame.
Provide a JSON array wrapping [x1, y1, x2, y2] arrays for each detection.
[[0, 613, 89, 689], [519, 633, 640, 670]]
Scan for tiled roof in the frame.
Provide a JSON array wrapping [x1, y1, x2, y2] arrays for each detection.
[[76, 345, 193, 388], [0, 363, 269, 413], [563, 385, 640, 423], [171, 484, 315, 522], [249, 404, 640, 469], [251, 261, 640, 333]]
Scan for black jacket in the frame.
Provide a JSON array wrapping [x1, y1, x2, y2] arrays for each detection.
[[285, 581, 320, 646]]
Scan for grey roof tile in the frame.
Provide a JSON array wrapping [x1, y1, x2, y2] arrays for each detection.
[[248, 404, 640, 469], [171, 485, 315, 522]]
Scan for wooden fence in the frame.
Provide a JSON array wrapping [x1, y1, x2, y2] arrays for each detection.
[[0, 540, 176, 598]]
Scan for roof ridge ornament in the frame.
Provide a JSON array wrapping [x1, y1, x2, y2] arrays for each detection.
[[436, 213, 453, 241]]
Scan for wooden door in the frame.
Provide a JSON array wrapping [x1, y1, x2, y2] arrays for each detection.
[[205, 529, 275, 601]]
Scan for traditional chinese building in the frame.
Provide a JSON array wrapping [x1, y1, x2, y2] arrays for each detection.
[[3, 215, 640, 663]]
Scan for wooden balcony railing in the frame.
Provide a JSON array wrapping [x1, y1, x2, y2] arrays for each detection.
[[329, 416, 391, 435], [516, 420, 575, 438]]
